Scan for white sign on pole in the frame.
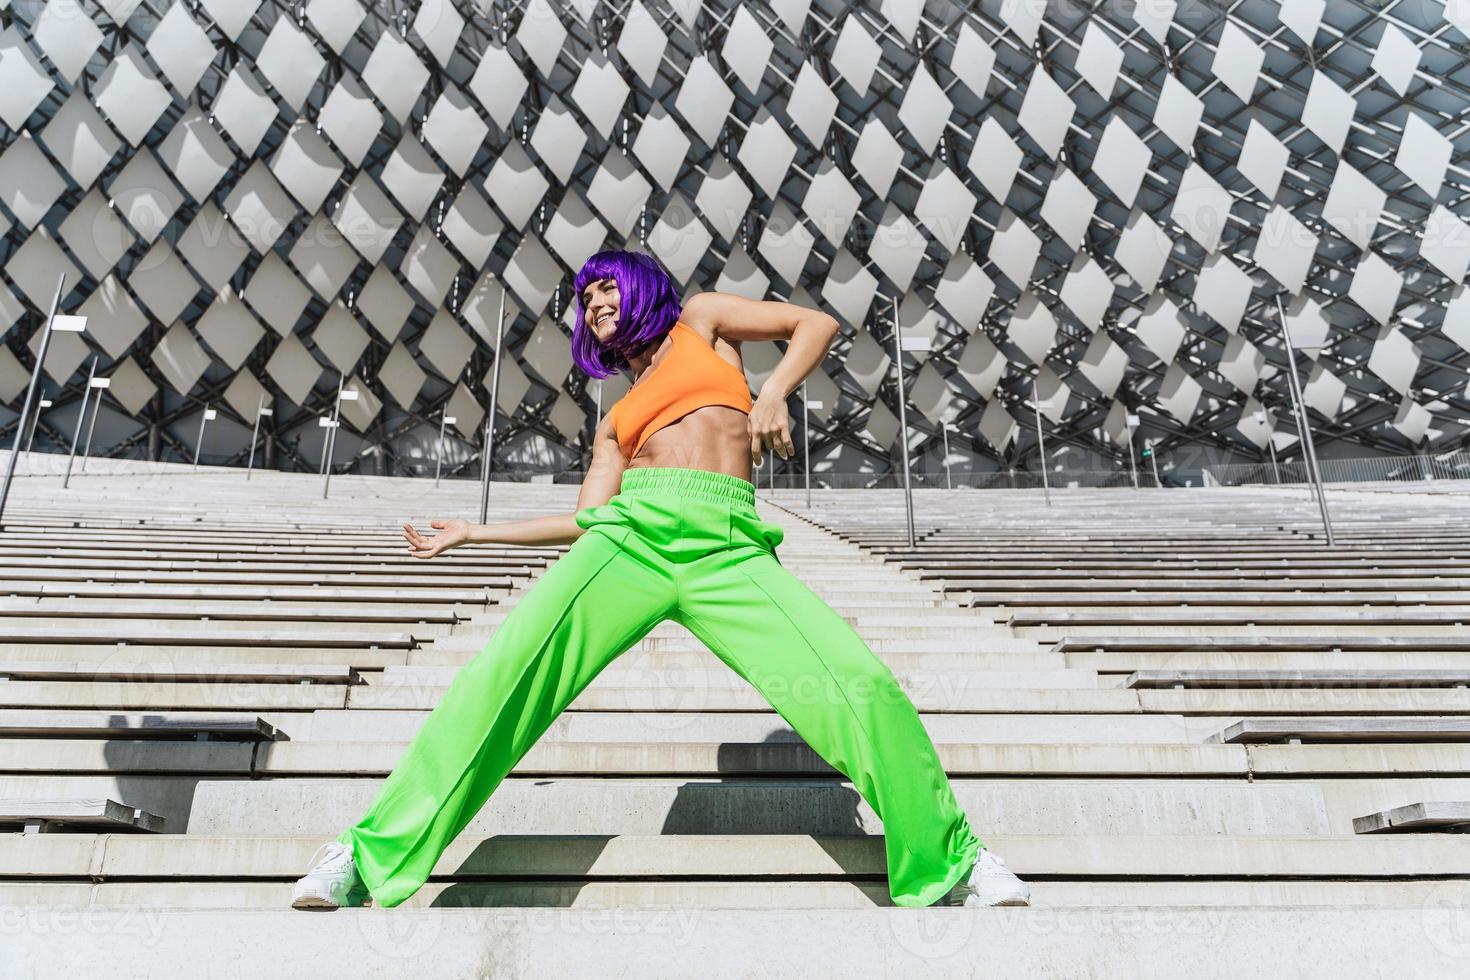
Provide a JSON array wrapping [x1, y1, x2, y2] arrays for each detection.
[[89, 378, 110, 388], [204, 409, 217, 420], [259, 408, 274, 417], [899, 336, 932, 351], [806, 400, 823, 409], [340, 389, 360, 401], [51, 315, 87, 332]]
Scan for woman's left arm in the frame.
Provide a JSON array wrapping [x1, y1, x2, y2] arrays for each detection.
[[682, 291, 840, 464]]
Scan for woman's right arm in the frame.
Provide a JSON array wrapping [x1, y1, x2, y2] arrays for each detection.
[[402, 410, 627, 558]]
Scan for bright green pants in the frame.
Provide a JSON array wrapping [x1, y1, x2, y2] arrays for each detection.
[[337, 466, 983, 907]]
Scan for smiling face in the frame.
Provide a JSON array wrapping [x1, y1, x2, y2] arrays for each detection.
[[581, 277, 620, 343]]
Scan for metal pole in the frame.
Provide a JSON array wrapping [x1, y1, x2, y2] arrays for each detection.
[[191, 400, 210, 471], [802, 381, 811, 508], [891, 296, 915, 548], [941, 421, 952, 490], [63, 355, 98, 489], [1, 274, 67, 526], [323, 375, 345, 500], [480, 291, 507, 524], [1033, 376, 1051, 508], [434, 408, 449, 487], [1267, 437, 1281, 483], [1125, 414, 1139, 489], [246, 392, 264, 480], [24, 397, 50, 455], [1150, 447, 1161, 487], [1274, 293, 1335, 546], [325, 374, 345, 479], [80, 381, 102, 472]]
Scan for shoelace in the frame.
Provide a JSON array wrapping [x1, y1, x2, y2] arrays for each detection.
[[306, 841, 354, 874]]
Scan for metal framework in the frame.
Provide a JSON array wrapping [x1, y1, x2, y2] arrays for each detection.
[[0, 0, 1466, 480]]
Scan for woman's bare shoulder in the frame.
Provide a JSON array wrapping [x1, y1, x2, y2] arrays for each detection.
[[679, 292, 722, 339]]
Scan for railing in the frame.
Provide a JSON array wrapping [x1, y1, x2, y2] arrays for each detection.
[[13, 445, 1467, 492], [1205, 452, 1470, 487]]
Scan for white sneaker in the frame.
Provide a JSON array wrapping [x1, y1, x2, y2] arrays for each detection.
[[941, 848, 1030, 907], [290, 840, 373, 909]]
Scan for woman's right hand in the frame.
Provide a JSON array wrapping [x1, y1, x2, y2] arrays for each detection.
[[403, 518, 470, 559]]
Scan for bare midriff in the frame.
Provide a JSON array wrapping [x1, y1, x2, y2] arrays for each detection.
[[625, 404, 755, 483]]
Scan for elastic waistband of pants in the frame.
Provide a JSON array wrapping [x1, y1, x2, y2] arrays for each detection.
[[618, 467, 756, 508]]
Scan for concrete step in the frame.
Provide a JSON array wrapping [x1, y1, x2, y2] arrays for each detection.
[[490, 592, 964, 610], [0, 681, 1150, 714], [408, 644, 1061, 667], [9, 832, 1464, 879], [0, 598, 465, 624], [378, 664, 1098, 690], [426, 633, 1035, 654], [301, 709, 1199, 744], [342, 681, 1470, 714], [0, 625, 416, 648], [0, 662, 358, 684], [343, 683, 1148, 714], [249, 740, 1254, 776], [1059, 633, 1470, 651], [0, 645, 412, 669], [9, 736, 1463, 780], [1069, 650, 1470, 672], [1121, 668, 1470, 689], [8, 906, 1461, 976], [0, 681, 347, 711], [451, 616, 1000, 638], [2, 876, 1456, 910], [178, 777, 1331, 836], [423, 636, 1039, 658]]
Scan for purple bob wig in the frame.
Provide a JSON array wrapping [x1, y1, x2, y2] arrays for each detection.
[[571, 249, 682, 379]]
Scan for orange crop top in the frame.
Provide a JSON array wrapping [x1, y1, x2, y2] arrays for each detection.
[[608, 321, 754, 459]]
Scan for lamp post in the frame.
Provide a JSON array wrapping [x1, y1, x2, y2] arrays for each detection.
[[191, 403, 217, 471], [434, 410, 456, 488], [1274, 293, 1335, 546], [246, 394, 272, 480], [79, 375, 109, 472], [480, 290, 507, 524], [1125, 412, 1140, 489], [63, 354, 99, 489], [1, 275, 77, 526]]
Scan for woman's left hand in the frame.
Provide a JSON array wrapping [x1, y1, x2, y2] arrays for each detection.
[[749, 391, 794, 466]]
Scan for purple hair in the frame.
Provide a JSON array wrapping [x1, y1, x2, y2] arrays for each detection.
[[571, 249, 682, 379]]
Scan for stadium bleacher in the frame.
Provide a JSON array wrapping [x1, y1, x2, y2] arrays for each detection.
[[4, 458, 1470, 972]]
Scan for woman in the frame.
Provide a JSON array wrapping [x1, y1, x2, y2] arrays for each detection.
[[291, 249, 1029, 910]]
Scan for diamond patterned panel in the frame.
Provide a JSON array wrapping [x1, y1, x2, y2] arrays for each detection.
[[0, 0, 1465, 476]]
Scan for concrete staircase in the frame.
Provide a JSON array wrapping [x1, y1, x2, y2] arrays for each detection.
[[3, 454, 1469, 976]]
